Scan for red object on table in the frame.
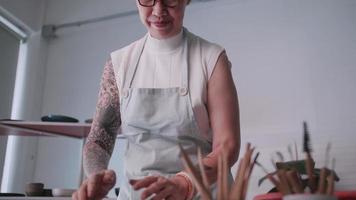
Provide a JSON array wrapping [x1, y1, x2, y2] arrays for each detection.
[[253, 193, 282, 200], [254, 191, 356, 200]]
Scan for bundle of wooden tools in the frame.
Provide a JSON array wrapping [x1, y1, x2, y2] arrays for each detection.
[[256, 122, 337, 197], [179, 143, 259, 200]]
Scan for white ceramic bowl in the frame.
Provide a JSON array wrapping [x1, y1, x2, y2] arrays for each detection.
[[283, 194, 337, 200], [52, 188, 76, 197]]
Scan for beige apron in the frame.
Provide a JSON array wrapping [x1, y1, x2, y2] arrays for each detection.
[[118, 30, 213, 199]]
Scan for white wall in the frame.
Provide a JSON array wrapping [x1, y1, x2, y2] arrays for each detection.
[[1, 0, 356, 198], [0, 24, 20, 189], [0, 0, 45, 31], [0, 26, 19, 119], [2, 32, 50, 194], [44, 0, 136, 24], [0, 31, 49, 193], [0, 0, 48, 193], [184, 1, 356, 197]]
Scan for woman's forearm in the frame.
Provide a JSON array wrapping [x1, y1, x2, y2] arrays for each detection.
[[83, 59, 121, 176], [204, 51, 241, 184], [202, 138, 240, 184], [83, 142, 112, 175]]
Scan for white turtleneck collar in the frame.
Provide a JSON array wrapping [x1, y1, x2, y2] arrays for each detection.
[[146, 29, 184, 53]]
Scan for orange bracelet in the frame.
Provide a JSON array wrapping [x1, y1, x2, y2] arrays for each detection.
[[176, 171, 195, 200]]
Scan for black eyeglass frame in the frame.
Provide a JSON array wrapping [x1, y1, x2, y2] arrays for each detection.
[[138, 0, 179, 8]]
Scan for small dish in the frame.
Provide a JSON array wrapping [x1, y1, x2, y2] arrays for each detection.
[[52, 188, 76, 197], [43, 188, 52, 197], [84, 118, 93, 124], [41, 115, 79, 123], [25, 182, 44, 196]]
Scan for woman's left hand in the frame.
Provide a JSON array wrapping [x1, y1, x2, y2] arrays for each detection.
[[130, 175, 188, 200]]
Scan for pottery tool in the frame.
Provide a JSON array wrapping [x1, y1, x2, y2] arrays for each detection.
[[180, 143, 259, 200], [217, 147, 232, 200], [318, 168, 327, 194], [288, 144, 294, 161], [271, 151, 284, 170], [255, 161, 282, 192], [230, 143, 253, 199], [286, 169, 304, 193], [294, 140, 298, 161], [271, 157, 277, 170], [221, 149, 229, 200], [303, 121, 316, 193], [179, 144, 212, 200], [317, 142, 331, 194], [230, 159, 243, 200], [271, 151, 284, 171], [326, 158, 335, 196], [237, 146, 254, 199], [277, 169, 292, 195], [276, 151, 285, 162], [197, 147, 209, 189], [241, 152, 259, 200], [217, 155, 223, 200]]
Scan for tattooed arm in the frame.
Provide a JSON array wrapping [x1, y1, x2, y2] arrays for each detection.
[[83, 59, 121, 176], [73, 59, 120, 200]]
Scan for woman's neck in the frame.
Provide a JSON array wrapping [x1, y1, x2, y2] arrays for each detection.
[[146, 29, 184, 53]]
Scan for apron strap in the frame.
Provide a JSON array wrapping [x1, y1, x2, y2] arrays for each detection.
[[180, 30, 189, 96], [122, 34, 148, 98]]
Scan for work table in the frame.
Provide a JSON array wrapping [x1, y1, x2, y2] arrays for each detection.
[[0, 198, 115, 200], [0, 120, 91, 138]]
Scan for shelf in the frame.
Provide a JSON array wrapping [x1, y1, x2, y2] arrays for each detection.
[[0, 120, 91, 139], [0, 198, 72, 200], [0, 198, 116, 200]]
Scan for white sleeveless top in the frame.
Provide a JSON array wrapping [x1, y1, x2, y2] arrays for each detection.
[[111, 28, 225, 141]]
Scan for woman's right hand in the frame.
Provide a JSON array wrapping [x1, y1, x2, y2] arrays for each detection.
[[72, 169, 116, 200]]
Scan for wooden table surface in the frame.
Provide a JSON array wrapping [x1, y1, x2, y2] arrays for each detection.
[[0, 120, 91, 139]]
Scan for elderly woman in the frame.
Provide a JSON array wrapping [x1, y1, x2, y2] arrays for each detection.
[[73, 0, 240, 199]]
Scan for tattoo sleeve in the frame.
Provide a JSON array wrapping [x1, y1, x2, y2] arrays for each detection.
[[83, 59, 121, 176]]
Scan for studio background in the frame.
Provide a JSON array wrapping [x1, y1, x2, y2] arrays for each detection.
[[0, 0, 355, 199]]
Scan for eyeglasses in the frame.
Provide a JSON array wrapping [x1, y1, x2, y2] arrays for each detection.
[[138, 0, 179, 8]]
